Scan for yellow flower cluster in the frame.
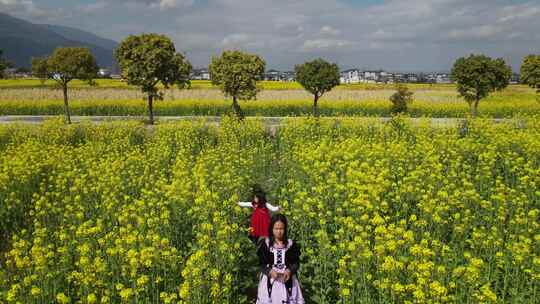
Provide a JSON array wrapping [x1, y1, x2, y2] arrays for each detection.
[[0, 115, 538, 303], [0, 81, 538, 118], [279, 116, 539, 303]]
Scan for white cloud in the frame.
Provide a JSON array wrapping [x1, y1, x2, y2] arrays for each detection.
[[367, 41, 415, 50], [0, 0, 49, 17], [446, 25, 503, 40], [79, 1, 109, 13], [497, 3, 540, 23], [114, 0, 194, 10], [301, 39, 353, 52], [3, 0, 539, 71], [220, 33, 266, 49], [149, 0, 194, 10], [273, 14, 306, 37], [320, 25, 340, 36], [221, 33, 250, 46]]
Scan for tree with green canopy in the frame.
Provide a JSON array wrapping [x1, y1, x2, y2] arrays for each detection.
[[389, 83, 414, 114], [209, 50, 266, 120], [0, 50, 8, 79], [115, 33, 192, 125], [294, 58, 340, 117], [520, 54, 540, 101], [31, 57, 49, 85], [451, 54, 512, 117], [31, 47, 99, 124]]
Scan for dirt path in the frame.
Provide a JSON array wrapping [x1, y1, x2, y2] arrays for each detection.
[[0, 115, 512, 125]]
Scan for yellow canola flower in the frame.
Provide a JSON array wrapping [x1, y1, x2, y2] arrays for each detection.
[[56, 293, 70, 304]]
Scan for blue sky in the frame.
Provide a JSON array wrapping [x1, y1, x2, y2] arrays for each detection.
[[1, 0, 539, 71]]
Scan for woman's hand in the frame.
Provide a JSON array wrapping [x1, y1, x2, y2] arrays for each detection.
[[282, 269, 291, 282], [269, 270, 279, 280]]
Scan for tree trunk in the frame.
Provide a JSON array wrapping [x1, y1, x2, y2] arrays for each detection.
[[473, 98, 479, 118], [148, 94, 154, 125], [232, 96, 244, 120], [467, 101, 475, 118], [62, 84, 71, 124], [313, 94, 319, 117]]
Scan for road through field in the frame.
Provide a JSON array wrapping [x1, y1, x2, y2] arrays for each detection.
[[0, 115, 514, 125]]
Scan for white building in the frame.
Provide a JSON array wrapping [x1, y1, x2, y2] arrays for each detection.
[[191, 68, 210, 80], [201, 70, 210, 80], [340, 69, 363, 84], [436, 73, 451, 84], [363, 71, 380, 83], [98, 68, 111, 78]]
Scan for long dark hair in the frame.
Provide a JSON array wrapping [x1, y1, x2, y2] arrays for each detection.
[[251, 184, 267, 208], [268, 213, 288, 247]]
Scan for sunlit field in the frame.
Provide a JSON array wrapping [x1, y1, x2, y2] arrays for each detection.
[[0, 79, 458, 90], [0, 80, 537, 118], [0, 117, 538, 303]]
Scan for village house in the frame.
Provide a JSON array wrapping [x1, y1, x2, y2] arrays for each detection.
[[379, 71, 396, 84], [280, 71, 296, 81], [340, 69, 362, 84], [264, 69, 281, 81], [98, 68, 111, 78], [3, 68, 31, 79], [435, 73, 452, 84], [263, 70, 295, 81], [190, 68, 210, 80], [339, 68, 458, 84], [363, 70, 380, 83], [405, 73, 419, 83]]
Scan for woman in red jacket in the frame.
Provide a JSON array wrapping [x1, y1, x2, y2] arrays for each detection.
[[237, 187, 280, 244]]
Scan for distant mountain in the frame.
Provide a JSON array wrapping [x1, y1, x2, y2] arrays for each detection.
[[0, 12, 117, 69], [40, 24, 118, 51]]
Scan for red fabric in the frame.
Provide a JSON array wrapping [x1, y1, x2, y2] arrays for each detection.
[[250, 202, 271, 238]]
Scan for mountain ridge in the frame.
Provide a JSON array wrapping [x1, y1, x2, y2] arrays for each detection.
[[0, 12, 117, 69]]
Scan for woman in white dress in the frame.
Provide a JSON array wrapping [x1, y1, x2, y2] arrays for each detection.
[[255, 214, 304, 304]]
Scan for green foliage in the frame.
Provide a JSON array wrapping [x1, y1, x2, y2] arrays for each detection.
[[520, 54, 540, 99], [389, 84, 414, 114], [451, 54, 512, 117], [115, 33, 192, 95], [47, 47, 99, 85], [28, 47, 99, 124], [209, 50, 265, 119], [115, 33, 192, 124], [31, 57, 49, 84], [294, 58, 340, 117], [0, 50, 7, 79], [0, 118, 538, 303]]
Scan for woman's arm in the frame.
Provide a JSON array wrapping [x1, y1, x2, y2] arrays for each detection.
[[265, 202, 280, 212], [238, 201, 280, 211], [287, 241, 301, 275], [257, 238, 272, 276], [237, 202, 253, 208]]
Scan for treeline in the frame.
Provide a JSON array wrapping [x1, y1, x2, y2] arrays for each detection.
[[1, 33, 537, 124]]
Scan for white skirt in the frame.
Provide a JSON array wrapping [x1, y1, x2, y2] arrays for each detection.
[[256, 273, 305, 304]]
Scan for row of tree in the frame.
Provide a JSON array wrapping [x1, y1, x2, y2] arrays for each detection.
[[22, 33, 540, 124], [26, 34, 341, 124]]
